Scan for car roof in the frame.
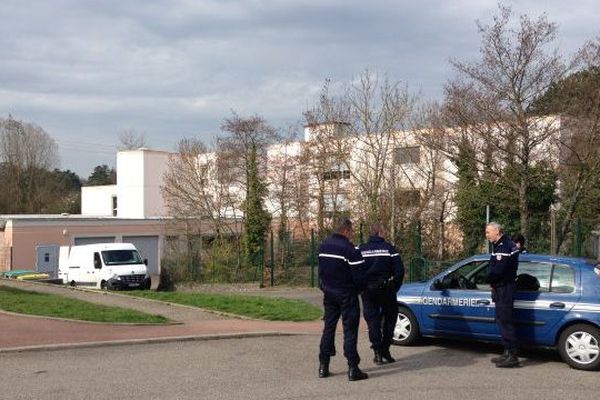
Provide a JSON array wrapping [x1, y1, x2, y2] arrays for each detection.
[[468, 253, 596, 269]]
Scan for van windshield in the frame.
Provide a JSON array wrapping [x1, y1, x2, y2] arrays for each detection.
[[101, 250, 143, 266]]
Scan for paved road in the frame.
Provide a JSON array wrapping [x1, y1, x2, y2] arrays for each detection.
[[1, 336, 597, 400]]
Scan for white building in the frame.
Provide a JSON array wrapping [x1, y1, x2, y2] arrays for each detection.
[[81, 149, 171, 219]]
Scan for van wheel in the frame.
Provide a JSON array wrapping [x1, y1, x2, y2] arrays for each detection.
[[558, 324, 600, 370], [69, 280, 76, 287], [393, 306, 420, 346], [100, 280, 108, 290]]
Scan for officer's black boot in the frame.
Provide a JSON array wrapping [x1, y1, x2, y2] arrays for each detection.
[[381, 348, 396, 363], [348, 365, 368, 381], [495, 350, 519, 368], [373, 350, 384, 365], [318, 362, 330, 378], [490, 349, 510, 364]]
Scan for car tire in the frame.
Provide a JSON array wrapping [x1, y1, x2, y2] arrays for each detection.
[[393, 306, 420, 346], [100, 280, 108, 290], [558, 324, 600, 371]]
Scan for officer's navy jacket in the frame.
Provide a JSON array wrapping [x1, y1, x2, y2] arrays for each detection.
[[486, 234, 519, 286], [318, 233, 366, 294], [359, 235, 405, 291]]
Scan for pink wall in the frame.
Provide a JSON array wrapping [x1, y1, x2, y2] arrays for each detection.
[[2, 220, 167, 271]]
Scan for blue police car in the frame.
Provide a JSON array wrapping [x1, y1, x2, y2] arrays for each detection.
[[393, 253, 600, 370]]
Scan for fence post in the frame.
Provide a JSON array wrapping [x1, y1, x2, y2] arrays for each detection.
[[574, 218, 583, 257], [270, 230, 275, 287], [310, 228, 316, 288], [359, 221, 364, 244]]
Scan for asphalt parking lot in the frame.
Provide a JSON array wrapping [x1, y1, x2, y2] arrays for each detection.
[[2, 335, 598, 400]]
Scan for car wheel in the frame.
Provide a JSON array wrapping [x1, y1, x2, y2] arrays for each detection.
[[69, 280, 76, 287], [100, 280, 108, 290], [392, 306, 420, 345], [558, 324, 600, 371]]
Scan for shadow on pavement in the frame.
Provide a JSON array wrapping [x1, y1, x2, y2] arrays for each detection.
[[363, 338, 560, 377]]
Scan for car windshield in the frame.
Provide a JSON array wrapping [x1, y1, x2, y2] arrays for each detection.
[[101, 250, 143, 265]]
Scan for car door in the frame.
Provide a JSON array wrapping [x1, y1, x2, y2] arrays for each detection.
[[514, 259, 578, 345], [419, 258, 497, 339]]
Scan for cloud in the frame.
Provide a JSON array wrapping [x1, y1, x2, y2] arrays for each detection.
[[0, 0, 598, 175]]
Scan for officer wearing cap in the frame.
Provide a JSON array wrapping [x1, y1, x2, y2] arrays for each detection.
[[318, 218, 368, 381], [485, 222, 520, 368], [359, 222, 404, 365]]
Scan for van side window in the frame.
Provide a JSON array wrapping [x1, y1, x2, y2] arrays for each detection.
[[93, 252, 102, 269]]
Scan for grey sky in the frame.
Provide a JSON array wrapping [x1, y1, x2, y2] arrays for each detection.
[[1, 0, 598, 177]]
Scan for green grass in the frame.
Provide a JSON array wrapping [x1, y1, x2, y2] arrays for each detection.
[[128, 291, 322, 321], [0, 285, 169, 324]]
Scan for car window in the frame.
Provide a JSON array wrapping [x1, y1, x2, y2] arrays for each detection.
[[516, 262, 551, 292], [550, 264, 575, 293], [442, 260, 489, 290]]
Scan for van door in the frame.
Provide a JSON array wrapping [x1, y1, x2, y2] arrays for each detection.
[[82, 252, 102, 286]]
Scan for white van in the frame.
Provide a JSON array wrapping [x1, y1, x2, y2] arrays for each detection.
[[58, 243, 151, 290]]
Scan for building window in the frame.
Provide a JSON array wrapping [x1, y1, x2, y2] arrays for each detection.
[[323, 170, 351, 181], [323, 159, 350, 181], [112, 195, 117, 217], [395, 146, 421, 164], [323, 192, 349, 212], [396, 189, 421, 208], [199, 165, 209, 186]]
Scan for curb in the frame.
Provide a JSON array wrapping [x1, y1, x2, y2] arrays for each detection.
[[0, 331, 301, 354]]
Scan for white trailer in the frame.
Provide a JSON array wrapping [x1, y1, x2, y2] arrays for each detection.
[[58, 243, 151, 290]]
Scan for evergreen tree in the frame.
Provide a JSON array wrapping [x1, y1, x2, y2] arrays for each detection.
[[243, 142, 271, 267], [86, 164, 116, 186]]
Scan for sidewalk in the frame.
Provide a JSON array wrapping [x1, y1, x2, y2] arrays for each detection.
[[0, 279, 323, 352]]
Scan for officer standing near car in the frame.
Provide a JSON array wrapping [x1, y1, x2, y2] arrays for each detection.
[[511, 233, 528, 253], [318, 218, 369, 381], [359, 223, 405, 365], [485, 222, 520, 368]]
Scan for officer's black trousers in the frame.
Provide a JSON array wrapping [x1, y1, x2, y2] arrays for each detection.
[[319, 290, 361, 366], [362, 288, 397, 351], [494, 283, 517, 350]]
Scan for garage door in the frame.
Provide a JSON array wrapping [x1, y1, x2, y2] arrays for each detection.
[[74, 236, 116, 245], [122, 235, 159, 275]]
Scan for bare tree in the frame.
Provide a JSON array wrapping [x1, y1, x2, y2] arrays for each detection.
[[539, 38, 600, 253], [306, 72, 415, 227], [219, 112, 279, 268], [118, 129, 147, 151], [265, 127, 301, 238], [442, 5, 570, 239], [0, 115, 59, 213]]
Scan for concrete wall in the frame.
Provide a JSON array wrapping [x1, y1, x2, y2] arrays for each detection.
[[81, 185, 117, 216], [116, 149, 170, 218], [143, 150, 170, 217], [117, 151, 145, 218]]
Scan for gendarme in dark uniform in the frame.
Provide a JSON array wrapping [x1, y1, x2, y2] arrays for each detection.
[[318, 218, 368, 381], [485, 222, 520, 368], [359, 224, 404, 365]]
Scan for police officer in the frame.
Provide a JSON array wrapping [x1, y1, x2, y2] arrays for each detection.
[[485, 222, 520, 368], [359, 223, 404, 365], [318, 218, 368, 381], [511, 233, 528, 253]]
